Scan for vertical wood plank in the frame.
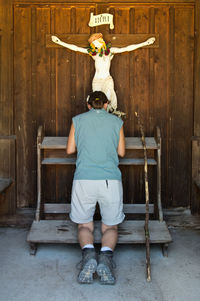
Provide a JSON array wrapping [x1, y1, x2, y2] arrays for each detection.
[[194, 0, 200, 136], [149, 7, 155, 135], [133, 6, 150, 136], [54, 6, 75, 204], [125, 7, 136, 205], [31, 6, 37, 209], [171, 6, 194, 207], [111, 7, 131, 122], [128, 7, 135, 135], [191, 0, 200, 214], [55, 6, 73, 135], [50, 7, 56, 136], [131, 6, 151, 204], [0, 0, 15, 214], [154, 6, 170, 208], [44, 7, 58, 204], [14, 6, 34, 207], [69, 7, 77, 121], [0, 0, 13, 136], [54, 6, 73, 204], [0, 139, 15, 215], [167, 5, 175, 207], [35, 7, 51, 133], [74, 7, 93, 116], [34, 7, 54, 204], [192, 140, 200, 214], [173, 7, 194, 138]]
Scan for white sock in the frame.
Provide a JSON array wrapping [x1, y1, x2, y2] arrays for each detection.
[[82, 244, 94, 249], [101, 246, 113, 252]]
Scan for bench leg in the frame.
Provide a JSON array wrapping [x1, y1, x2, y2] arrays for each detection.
[[29, 243, 37, 255], [161, 243, 169, 257]]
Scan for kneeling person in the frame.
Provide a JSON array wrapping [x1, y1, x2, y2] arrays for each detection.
[[66, 91, 125, 284]]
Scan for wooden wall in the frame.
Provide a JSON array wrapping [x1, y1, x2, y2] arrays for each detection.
[[0, 0, 15, 215], [192, 0, 200, 214], [0, 0, 199, 216]]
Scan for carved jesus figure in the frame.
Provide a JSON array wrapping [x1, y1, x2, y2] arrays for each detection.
[[52, 33, 155, 114]]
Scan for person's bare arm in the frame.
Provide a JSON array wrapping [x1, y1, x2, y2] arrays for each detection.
[[118, 126, 125, 157], [51, 36, 88, 54], [111, 37, 155, 54], [66, 123, 76, 155]]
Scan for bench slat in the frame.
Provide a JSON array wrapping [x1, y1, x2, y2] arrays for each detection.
[[44, 203, 154, 214], [41, 137, 158, 150], [27, 220, 172, 244], [42, 158, 76, 165], [42, 158, 157, 165]]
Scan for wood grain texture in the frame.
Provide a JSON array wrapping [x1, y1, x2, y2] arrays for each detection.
[[13, 0, 195, 4], [0, 0, 15, 215], [194, 0, 200, 136], [0, 0, 13, 136], [154, 7, 170, 208], [43, 203, 155, 214], [191, 0, 200, 213], [41, 137, 158, 149], [0, 140, 15, 215], [191, 140, 200, 214], [14, 6, 35, 207], [170, 6, 194, 207], [27, 220, 172, 244], [0, 1, 197, 214]]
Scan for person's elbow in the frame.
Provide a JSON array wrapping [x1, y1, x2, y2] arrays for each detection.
[[66, 123, 76, 155], [66, 146, 76, 155], [118, 148, 125, 157], [118, 126, 126, 157]]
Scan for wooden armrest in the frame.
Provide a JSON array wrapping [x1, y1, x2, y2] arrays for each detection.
[[37, 125, 44, 145], [154, 126, 161, 147]]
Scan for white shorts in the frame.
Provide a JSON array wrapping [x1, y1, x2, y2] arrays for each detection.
[[70, 180, 125, 226]]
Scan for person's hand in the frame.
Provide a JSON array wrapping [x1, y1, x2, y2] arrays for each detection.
[[51, 35, 60, 43], [146, 37, 155, 45]]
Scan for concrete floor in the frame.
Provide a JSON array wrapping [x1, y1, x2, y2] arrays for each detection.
[[0, 226, 200, 301]]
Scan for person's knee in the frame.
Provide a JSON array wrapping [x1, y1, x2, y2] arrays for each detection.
[[101, 223, 118, 235], [78, 222, 94, 234]]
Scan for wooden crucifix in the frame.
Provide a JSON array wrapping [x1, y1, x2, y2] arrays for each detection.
[[46, 32, 159, 116]]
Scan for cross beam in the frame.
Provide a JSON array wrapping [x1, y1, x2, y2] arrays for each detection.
[[46, 33, 159, 48]]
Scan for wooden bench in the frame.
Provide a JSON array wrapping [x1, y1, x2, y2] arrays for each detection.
[[27, 125, 172, 255]]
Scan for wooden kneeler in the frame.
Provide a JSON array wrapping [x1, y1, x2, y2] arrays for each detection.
[[27, 126, 172, 280]]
